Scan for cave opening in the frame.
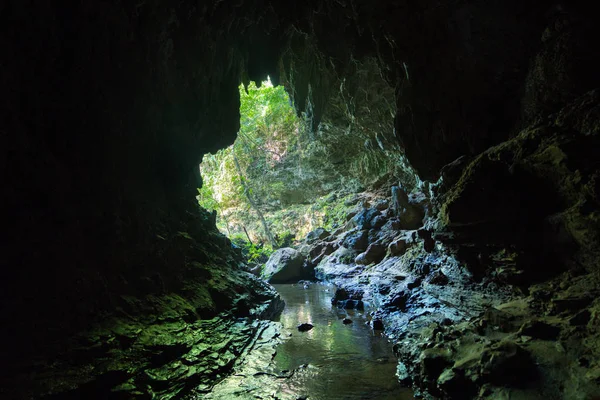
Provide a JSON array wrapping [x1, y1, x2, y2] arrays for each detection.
[[196, 68, 423, 398]]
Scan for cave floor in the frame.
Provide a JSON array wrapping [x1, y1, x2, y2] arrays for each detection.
[[196, 283, 412, 399]]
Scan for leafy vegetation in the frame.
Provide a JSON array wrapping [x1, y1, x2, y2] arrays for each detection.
[[230, 234, 275, 264], [198, 79, 300, 244]]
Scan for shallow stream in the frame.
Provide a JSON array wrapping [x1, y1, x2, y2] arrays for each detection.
[[271, 283, 413, 400]]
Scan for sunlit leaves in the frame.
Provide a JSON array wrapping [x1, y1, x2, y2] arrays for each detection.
[[198, 78, 299, 240]]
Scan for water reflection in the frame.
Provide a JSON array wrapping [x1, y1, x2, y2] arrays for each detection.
[[273, 283, 413, 400]]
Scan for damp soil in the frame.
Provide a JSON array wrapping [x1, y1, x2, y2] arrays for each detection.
[[271, 283, 413, 400]]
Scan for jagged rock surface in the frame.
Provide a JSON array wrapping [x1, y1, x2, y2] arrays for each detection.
[[300, 92, 600, 399]]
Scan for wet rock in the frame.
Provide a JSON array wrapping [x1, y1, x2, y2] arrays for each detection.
[[388, 238, 408, 256], [479, 341, 537, 386], [428, 270, 449, 286], [391, 186, 425, 229], [342, 229, 369, 252], [305, 227, 330, 244], [331, 288, 349, 304], [336, 299, 364, 310], [263, 248, 310, 283], [298, 280, 311, 289], [518, 320, 560, 340], [352, 208, 381, 230], [297, 323, 314, 332], [342, 318, 353, 325], [355, 243, 386, 265], [372, 319, 384, 330]]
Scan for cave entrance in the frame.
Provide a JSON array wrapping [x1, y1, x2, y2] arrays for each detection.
[[197, 77, 302, 264], [198, 58, 419, 272]]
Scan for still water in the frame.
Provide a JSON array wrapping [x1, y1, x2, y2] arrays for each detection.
[[272, 283, 414, 400]]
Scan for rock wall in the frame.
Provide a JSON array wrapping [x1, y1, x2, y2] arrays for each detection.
[[2, 2, 286, 397], [299, 91, 599, 397]]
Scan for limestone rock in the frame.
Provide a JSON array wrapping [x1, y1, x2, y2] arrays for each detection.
[[314, 247, 359, 280], [262, 248, 309, 283], [342, 229, 369, 252], [355, 243, 386, 265], [305, 228, 330, 244], [388, 238, 408, 256], [372, 319, 384, 330], [336, 299, 364, 310], [352, 208, 382, 230], [391, 185, 425, 229]]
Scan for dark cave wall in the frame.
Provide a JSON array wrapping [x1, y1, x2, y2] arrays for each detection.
[[1, 1, 282, 356], [275, 1, 600, 180]]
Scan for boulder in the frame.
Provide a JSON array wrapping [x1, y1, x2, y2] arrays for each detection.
[[305, 228, 330, 244], [355, 243, 386, 265], [314, 246, 359, 280], [372, 319, 384, 330], [352, 208, 381, 230], [371, 215, 387, 229], [308, 241, 338, 266], [336, 299, 364, 310], [388, 238, 408, 256], [297, 323, 314, 332], [262, 248, 309, 283], [342, 229, 369, 252], [330, 288, 349, 304], [391, 185, 425, 229]]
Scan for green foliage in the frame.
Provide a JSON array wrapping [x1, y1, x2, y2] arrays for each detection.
[[230, 234, 273, 264], [275, 231, 296, 248], [316, 193, 355, 232], [196, 186, 219, 212], [199, 78, 299, 241], [247, 243, 273, 264]]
